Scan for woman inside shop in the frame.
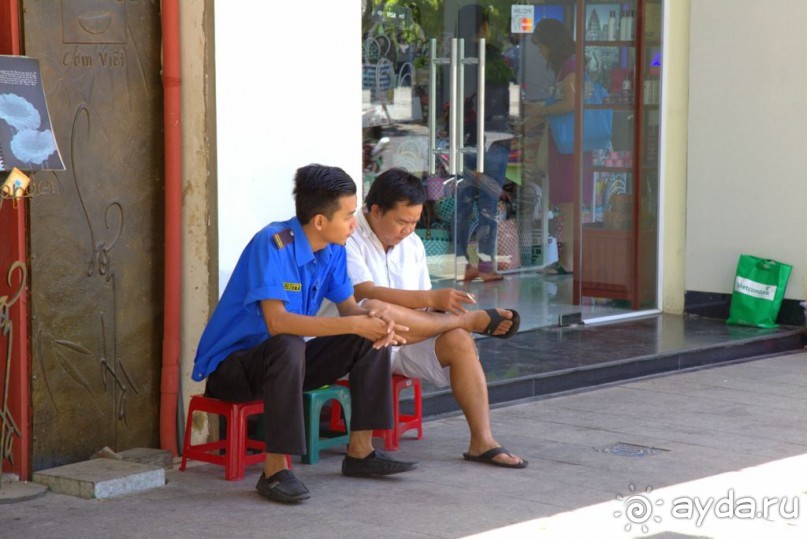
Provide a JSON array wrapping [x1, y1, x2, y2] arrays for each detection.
[[531, 18, 577, 274]]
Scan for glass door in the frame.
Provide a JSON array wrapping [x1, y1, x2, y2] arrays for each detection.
[[362, 1, 447, 278], [359, 1, 663, 330], [361, 1, 496, 285]]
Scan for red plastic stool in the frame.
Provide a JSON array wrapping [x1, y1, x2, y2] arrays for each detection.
[[330, 375, 422, 451], [180, 395, 291, 481]]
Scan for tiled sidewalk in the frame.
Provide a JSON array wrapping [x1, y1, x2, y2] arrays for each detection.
[[5, 352, 807, 538]]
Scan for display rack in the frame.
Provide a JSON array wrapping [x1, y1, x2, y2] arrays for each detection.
[[575, 0, 660, 308]]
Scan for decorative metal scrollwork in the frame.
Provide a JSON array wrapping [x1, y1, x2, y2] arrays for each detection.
[[1, 261, 27, 473]]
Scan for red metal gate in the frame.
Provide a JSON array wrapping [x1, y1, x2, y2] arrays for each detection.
[[0, 0, 31, 481], [0, 202, 29, 481]]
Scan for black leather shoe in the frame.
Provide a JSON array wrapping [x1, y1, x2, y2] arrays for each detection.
[[256, 470, 310, 503], [341, 449, 418, 477]]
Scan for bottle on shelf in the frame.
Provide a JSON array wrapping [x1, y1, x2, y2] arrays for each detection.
[[643, 80, 660, 105], [621, 76, 633, 105], [607, 10, 618, 41], [625, 10, 635, 40], [619, 9, 628, 40]]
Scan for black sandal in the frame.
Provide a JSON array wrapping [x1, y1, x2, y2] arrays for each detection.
[[463, 447, 528, 469], [478, 309, 520, 339]]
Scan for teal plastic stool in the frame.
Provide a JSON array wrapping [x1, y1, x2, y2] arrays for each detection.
[[302, 385, 351, 464]]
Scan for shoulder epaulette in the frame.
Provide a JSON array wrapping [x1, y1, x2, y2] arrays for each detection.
[[272, 228, 294, 249]]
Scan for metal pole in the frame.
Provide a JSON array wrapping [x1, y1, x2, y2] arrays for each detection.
[[448, 39, 458, 176], [428, 38, 437, 175], [476, 37, 485, 173]]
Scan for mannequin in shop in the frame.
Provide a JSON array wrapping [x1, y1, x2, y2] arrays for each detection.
[[530, 18, 582, 274], [327, 168, 527, 468], [455, 4, 514, 282]]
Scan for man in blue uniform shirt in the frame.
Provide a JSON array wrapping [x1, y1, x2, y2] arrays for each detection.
[[193, 164, 416, 504]]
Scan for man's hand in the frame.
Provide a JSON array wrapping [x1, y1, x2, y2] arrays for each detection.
[[361, 299, 409, 348], [429, 288, 477, 315]]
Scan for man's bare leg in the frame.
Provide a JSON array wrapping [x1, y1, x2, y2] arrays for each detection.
[[383, 303, 515, 344], [434, 328, 525, 467], [345, 430, 375, 458], [262, 429, 393, 477], [263, 452, 290, 478]]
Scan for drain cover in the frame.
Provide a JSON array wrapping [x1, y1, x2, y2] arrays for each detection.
[[597, 442, 668, 457]]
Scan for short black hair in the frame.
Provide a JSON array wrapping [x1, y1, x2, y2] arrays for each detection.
[[293, 164, 357, 224], [532, 18, 575, 75], [365, 168, 426, 214]]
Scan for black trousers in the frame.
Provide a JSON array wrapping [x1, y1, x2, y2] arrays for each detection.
[[204, 334, 393, 455]]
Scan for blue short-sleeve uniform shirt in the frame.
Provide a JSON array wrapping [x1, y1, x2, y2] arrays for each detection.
[[192, 217, 354, 381]]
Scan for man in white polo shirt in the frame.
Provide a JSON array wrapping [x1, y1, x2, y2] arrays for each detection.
[[344, 168, 526, 468]]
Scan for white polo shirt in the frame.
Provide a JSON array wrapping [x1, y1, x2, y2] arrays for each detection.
[[318, 210, 452, 387], [346, 210, 431, 292], [316, 210, 430, 319]]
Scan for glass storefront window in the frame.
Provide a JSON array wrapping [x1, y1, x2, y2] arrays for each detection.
[[360, 1, 663, 331]]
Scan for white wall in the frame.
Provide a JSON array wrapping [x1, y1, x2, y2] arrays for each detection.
[[214, 0, 362, 292], [687, 0, 807, 299]]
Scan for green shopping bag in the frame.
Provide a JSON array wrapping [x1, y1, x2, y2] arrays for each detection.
[[726, 254, 792, 328]]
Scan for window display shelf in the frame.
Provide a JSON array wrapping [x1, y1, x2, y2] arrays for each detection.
[[585, 40, 635, 47], [575, 0, 660, 309], [588, 166, 633, 173], [587, 104, 634, 111]]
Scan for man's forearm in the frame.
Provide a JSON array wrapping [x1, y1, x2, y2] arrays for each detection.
[[262, 307, 361, 338], [354, 284, 432, 310]]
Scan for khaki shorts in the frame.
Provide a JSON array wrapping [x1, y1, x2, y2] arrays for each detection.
[[390, 337, 450, 388]]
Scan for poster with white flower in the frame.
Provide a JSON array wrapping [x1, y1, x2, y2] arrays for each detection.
[[0, 55, 64, 171]]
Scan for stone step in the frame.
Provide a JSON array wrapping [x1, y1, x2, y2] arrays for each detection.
[[90, 446, 174, 470], [420, 319, 806, 417], [33, 458, 165, 500]]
